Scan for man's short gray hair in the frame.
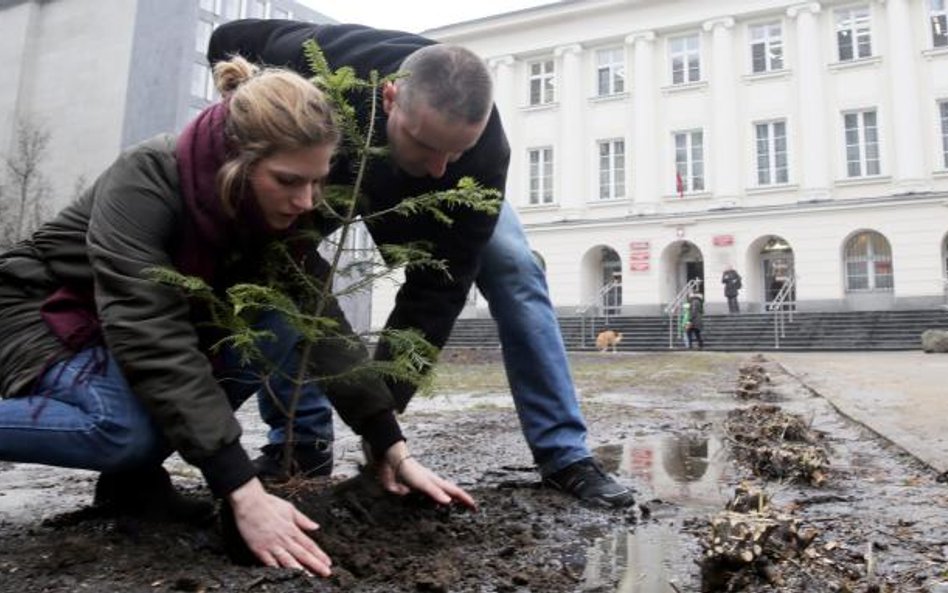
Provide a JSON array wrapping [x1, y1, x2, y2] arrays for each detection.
[[396, 44, 493, 124]]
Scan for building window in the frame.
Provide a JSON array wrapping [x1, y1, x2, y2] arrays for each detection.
[[669, 34, 700, 84], [941, 101, 948, 168], [220, 0, 240, 20], [191, 62, 207, 99], [272, 6, 291, 19], [246, 0, 268, 18], [191, 62, 216, 102], [836, 6, 872, 61], [598, 140, 626, 200], [528, 59, 555, 106], [596, 48, 625, 96], [844, 110, 880, 177], [196, 19, 214, 53], [749, 22, 783, 73], [755, 120, 788, 185], [932, 0, 948, 47], [844, 231, 893, 291], [528, 147, 554, 204], [674, 131, 704, 193]]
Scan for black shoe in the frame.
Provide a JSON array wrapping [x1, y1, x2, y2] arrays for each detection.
[[253, 440, 333, 481], [543, 458, 635, 509], [93, 465, 215, 525]]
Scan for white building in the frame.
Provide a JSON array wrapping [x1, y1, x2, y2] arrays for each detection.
[[372, 0, 948, 324]]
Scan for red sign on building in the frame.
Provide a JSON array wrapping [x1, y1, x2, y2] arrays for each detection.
[[712, 234, 734, 247]]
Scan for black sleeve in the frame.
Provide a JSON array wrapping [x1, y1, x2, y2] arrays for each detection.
[[371, 113, 509, 411]]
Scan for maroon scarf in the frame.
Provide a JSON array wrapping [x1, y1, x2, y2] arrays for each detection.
[[174, 100, 234, 283]]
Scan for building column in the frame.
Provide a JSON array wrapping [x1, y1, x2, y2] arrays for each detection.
[[627, 31, 658, 214], [787, 2, 831, 200], [702, 17, 740, 202], [886, 0, 928, 191], [555, 43, 584, 217], [488, 55, 519, 207]]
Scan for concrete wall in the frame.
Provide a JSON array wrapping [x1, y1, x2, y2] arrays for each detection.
[[122, 0, 195, 148], [2, 0, 138, 209]]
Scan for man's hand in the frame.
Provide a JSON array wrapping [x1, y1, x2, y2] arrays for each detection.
[[228, 478, 332, 576], [372, 441, 477, 511]]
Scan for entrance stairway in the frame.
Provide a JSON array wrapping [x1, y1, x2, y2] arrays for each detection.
[[444, 309, 948, 351]]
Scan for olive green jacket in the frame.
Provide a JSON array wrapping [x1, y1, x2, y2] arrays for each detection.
[[0, 135, 398, 496]]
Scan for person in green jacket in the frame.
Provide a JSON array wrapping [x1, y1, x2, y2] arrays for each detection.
[[0, 56, 472, 577], [679, 301, 693, 348]]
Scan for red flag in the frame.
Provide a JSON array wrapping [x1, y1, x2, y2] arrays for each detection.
[[676, 170, 685, 198]]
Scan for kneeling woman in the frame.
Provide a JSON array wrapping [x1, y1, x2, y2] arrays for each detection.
[[0, 56, 473, 577]]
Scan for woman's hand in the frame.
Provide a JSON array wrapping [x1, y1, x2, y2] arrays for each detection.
[[228, 478, 332, 576], [376, 441, 477, 511]]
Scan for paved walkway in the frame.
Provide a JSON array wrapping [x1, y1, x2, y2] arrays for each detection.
[[771, 351, 948, 475]]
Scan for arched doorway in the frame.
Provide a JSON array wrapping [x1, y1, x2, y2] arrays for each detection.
[[678, 241, 704, 295], [843, 230, 893, 292], [579, 245, 623, 315], [601, 247, 622, 315], [760, 236, 795, 306]]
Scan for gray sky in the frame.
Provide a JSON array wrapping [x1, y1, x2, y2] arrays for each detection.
[[300, 0, 555, 33]]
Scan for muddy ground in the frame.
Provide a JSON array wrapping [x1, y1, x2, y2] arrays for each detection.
[[0, 351, 946, 592]]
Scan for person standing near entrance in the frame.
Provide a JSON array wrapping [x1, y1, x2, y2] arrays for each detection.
[[685, 292, 705, 349], [721, 266, 742, 314]]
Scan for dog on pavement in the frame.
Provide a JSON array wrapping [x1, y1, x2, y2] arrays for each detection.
[[595, 329, 623, 353]]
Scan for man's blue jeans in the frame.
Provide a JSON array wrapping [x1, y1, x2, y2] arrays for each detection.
[[476, 201, 590, 476], [0, 311, 332, 472]]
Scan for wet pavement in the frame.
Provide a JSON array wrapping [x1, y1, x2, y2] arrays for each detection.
[[1, 349, 946, 593], [770, 351, 948, 475]]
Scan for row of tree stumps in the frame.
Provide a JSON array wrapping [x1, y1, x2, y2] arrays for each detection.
[[697, 356, 878, 593]]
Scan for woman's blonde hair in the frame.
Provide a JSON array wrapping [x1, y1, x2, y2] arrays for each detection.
[[212, 56, 339, 215]]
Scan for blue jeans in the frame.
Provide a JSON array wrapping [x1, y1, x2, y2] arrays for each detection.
[[476, 202, 590, 476], [0, 311, 332, 471]]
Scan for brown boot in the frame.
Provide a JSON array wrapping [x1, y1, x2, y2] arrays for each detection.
[[93, 465, 215, 525]]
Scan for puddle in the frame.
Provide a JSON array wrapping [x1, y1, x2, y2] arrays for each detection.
[[588, 430, 735, 592], [583, 523, 695, 593]]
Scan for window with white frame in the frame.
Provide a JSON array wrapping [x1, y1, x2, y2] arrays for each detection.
[[191, 62, 207, 99], [941, 101, 948, 168], [755, 120, 788, 185], [596, 48, 625, 96], [669, 34, 700, 84], [528, 59, 555, 106], [196, 19, 214, 53], [674, 131, 704, 193], [844, 231, 893, 291], [246, 0, 268, 18], [933, 0, 948, 47], [191, 62, 216, 102], [528, 147, 554, 204], [749, 22, 783, 73], [598, 140, 626, 200], [844, 110, 880, 177], [836, 6, 872, 61]]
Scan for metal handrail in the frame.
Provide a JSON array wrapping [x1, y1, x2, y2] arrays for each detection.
[[578, 279, 622, 346], [767, 275, 796, 348], [664, 278, 702, 349]]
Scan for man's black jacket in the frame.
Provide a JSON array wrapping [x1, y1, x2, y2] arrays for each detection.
[[209, 20, 510, 410]]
